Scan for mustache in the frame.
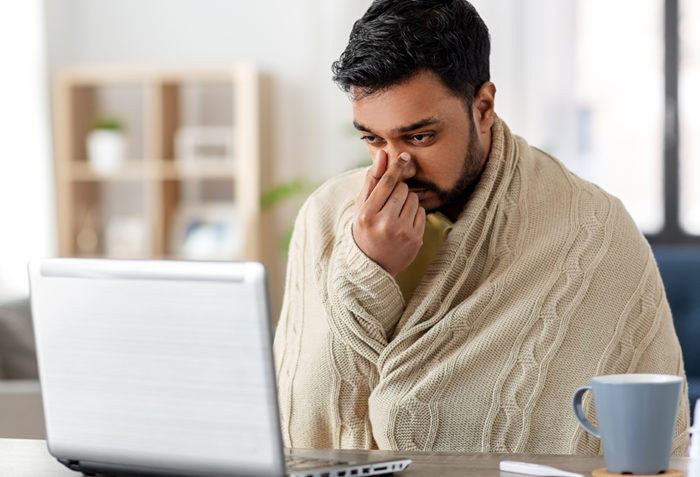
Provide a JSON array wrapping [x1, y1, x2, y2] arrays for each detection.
[[404, 177, 440, 193]]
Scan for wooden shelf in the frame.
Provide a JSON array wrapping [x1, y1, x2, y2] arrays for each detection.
[[160, 160, 237, 180], [66, 161, 154, 181], [52, 66, 261, 261], [65, 160, 238, 181]]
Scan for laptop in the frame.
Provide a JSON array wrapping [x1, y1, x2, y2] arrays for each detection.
[[28, 258, 411, 477]]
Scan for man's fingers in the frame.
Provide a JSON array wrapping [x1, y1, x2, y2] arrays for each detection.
[[364, 152, 412, 213], [399, 191, 420, 222], [373, 149, 388, 179], [352, 150, 424, 277], [358, 150, 388, 206], [384, 181, 410, 217], [413, 205, 426, 232]]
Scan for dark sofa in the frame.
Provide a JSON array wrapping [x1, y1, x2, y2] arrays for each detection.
[[652, 245, 700, 415]]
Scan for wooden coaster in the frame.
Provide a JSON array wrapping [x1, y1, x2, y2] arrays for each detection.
[[592, 468, 683, 477]]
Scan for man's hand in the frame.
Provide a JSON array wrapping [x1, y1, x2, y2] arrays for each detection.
[[352, 150, 426, 277]]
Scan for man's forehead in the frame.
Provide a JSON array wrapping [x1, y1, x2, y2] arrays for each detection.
[[351, 92, 449, 135], [350, 73, 463, 134]]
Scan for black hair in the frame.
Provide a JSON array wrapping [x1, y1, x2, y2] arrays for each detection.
[[332, 0, 490, 104]]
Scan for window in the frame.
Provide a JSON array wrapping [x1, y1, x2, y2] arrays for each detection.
[[474, 0, 697, 243], [574, 0, 664, 234], [680, 0, 700, 234]]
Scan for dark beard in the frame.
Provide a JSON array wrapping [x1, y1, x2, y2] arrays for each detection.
[[404, 117, 485, 213]]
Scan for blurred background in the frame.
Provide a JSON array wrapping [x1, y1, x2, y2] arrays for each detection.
[[1, 0, 699, 438]]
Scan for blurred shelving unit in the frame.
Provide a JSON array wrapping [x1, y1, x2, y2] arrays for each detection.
[[52, 65, 261, 261]]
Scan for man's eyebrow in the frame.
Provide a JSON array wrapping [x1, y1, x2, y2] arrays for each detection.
[[352, 117, 442, 135], [353, 120, 371, 132], [392, 117, 442, 134]]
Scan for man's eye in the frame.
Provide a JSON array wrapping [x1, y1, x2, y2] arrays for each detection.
[[411, 134, 433, 143], [361, 135, 380, 144]]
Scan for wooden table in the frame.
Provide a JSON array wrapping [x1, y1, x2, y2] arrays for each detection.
[[0, 438, 691, 476], [291, 448, 691, 477]]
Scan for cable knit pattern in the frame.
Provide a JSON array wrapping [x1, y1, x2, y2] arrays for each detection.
[[273, 116, 689, 454]]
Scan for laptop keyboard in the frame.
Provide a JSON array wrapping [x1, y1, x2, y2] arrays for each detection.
[[285, 455, 349, 470]]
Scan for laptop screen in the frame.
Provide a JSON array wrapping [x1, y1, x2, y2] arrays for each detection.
[[29, 259, 284, 477]]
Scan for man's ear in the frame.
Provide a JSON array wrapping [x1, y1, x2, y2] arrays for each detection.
[[473, 82, 496, 133]]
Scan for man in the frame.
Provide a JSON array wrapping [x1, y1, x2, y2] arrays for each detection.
[[273, 0, 689, 454]]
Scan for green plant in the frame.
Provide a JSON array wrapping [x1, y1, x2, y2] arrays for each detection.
[[93, 115, 124, 131], [260, 179, 319, 256], [260, 179, 317, 210]]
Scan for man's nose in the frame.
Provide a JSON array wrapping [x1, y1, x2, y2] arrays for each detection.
[[383, 148, 416, 179], [382, 144, 404, 164]]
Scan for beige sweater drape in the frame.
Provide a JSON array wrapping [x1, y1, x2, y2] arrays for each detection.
[[273, 116, 689, 455]]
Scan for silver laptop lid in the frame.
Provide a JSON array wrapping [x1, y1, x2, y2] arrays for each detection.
[[28, 258, 284, 477]]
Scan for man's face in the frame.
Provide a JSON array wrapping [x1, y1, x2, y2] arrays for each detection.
[[352, 70, 488, 215]]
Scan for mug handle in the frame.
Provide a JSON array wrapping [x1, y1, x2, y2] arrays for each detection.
[[572, 385, 601, 439]]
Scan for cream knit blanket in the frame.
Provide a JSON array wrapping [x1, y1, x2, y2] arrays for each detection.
[[273, 116, 689, 454]]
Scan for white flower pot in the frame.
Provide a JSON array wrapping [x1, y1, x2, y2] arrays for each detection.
[[86, 129, 126, 174]]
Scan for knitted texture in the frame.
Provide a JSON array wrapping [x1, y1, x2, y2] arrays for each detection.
[[273, 116, 690, 454]]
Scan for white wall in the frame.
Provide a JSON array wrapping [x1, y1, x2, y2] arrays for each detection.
[[0, 0, 54, 302]]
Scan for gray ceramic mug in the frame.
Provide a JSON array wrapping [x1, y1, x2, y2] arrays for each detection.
[[572, 373, 682, 474]]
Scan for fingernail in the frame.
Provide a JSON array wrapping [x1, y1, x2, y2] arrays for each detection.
[[399, 152, 410, 162]]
